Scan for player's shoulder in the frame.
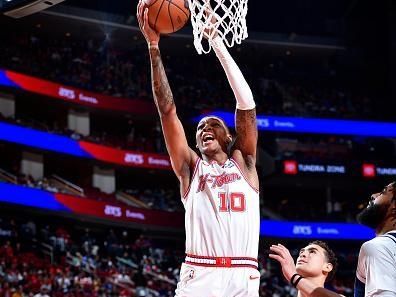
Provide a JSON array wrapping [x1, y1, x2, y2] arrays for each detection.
[[361, 233, 396, 255], [372, 232, 396, 245]]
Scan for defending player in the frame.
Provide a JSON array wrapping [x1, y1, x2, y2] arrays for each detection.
[[354, 181, 396, 297], [270, 182, 396, 297], [269, 241, 341, 297], [137, 1, 260, 296]]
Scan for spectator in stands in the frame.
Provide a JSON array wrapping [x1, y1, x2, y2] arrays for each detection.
[[33, 285, 50, 297]]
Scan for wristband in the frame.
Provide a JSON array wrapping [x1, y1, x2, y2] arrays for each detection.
[[290, 273, 300, 285], [292, 275, 304, 288], [148, 43, 159, 49]]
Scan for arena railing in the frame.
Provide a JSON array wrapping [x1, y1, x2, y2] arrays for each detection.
[[50, 174, 85, 197], [0, 168, 17, 184], [116, 190, 151, 209]]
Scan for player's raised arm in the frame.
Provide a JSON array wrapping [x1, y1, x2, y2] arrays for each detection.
[[137, 1, 196, 178], [211, 38, 258, 162]]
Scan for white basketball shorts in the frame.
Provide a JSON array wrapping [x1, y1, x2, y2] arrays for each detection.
[[175, 262, 260, 297]]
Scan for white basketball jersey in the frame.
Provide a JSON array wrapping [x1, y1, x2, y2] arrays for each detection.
[[182, 158, 260, 258]]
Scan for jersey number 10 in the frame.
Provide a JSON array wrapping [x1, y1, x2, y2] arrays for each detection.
[[218, 192, 246, 212]]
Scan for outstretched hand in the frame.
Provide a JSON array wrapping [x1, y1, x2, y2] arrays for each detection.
[[137, 0, 160, 47], [269, 244, 298, 282], [202, 2, 220, 40]]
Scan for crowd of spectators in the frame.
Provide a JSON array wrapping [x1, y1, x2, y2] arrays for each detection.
[[0, 28, 388, 158], [0, 217, 181, 296], [0, 216, 356, 297], [0, 30, 377, 121]]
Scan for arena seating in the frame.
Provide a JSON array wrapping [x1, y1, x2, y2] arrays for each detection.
[[0, 32, 376, 120], [0, 217, 356, 296]]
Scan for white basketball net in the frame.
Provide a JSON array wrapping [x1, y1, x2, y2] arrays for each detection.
[[187, 0, 248, 54]]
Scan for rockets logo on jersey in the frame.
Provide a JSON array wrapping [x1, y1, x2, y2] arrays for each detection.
[[196, 172, 241, 193]]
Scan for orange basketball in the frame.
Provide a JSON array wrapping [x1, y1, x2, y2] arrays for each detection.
[[145, 0, 190, 34]]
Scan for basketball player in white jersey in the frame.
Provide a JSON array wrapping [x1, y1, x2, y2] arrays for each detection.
[[270, 183, 396, 297], [354, 181, 396, 297], [137, 1, 260, 296]]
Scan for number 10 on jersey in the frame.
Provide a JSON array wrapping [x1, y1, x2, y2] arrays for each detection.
[[218, 192, 246, 212]]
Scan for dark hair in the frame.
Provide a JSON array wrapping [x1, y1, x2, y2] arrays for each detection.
[[309, 240, 338, 282]]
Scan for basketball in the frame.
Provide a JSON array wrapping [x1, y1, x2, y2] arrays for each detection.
[[144, 0, 190, 34]]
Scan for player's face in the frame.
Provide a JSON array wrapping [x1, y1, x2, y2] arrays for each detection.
[[357, 182, 395, 229], [295, 244, 332, 279], [196, 117, 231, 155]]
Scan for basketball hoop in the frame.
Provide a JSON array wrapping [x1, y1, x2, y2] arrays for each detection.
[[187, 0, 249, 54]]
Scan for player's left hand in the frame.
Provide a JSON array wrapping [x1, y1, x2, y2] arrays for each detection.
[[269, 243, 297, 282], [137, 0, 160, 47]]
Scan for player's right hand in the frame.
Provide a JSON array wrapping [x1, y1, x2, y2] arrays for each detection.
[[137, 0, 160, 47], [269, 244, 297, 283]]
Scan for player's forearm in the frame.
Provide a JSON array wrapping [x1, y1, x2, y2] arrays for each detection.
[[211, 37, 255, 110], [149, 46, 175, 115]]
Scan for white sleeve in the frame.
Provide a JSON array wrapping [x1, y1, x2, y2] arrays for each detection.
[[356, 245, 366, 284], [359, 238, 396, 296], [210, 37, 255, 110]]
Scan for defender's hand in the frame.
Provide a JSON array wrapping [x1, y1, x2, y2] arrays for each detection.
[[137, 0, 160, 47], [269, 244, 298, 282]]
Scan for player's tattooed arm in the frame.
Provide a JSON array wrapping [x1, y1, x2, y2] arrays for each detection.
[[235, 108, 258, 162], [149, 47, 174, 115], [139, 1, 195, 179], [148, 46, 196, 178]]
